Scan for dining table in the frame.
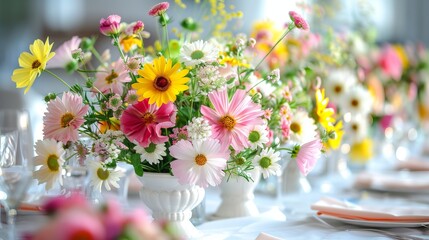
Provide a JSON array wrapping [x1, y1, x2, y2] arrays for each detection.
[[8, 166, 429, 240]]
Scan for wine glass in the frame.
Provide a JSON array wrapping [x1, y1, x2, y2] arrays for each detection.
[[0, 110, 34, 240]]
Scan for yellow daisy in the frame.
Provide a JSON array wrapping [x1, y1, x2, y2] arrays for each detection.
[[11, 38, 55, 93], [120, 36, 142, 52], [315, 88, 335, 129], [133, 56, 189, 107]]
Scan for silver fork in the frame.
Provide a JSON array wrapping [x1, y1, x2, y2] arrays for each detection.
[[312, 215, 427, 240]]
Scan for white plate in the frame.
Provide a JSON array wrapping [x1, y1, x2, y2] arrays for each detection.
[[318, 214, 429, 228]]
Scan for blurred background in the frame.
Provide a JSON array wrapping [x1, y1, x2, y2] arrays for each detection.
[[0, 0, 428, 141]]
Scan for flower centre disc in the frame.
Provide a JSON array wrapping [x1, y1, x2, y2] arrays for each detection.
[[195, 154, 207, 166], [334, 85, 342, 94], [351, 99, 359, 107], [97, 168, 110, 180], [153, 76, 171, 91], [248, 130, 261, 143], [47, 155, 60, 171], [142, 112, 155, 124], [61, 113, 75, 128], [105, 71, 118, 84], [191, 50, 204, 60], [32, 60, 41, 69], [290, 122, 301, 134], [259, 157, 272, 169], [219, 115, 236, 131]]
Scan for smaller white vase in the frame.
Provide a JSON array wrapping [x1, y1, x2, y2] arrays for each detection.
[[213, 169, 260, 218], [138, 173, 205, 239]]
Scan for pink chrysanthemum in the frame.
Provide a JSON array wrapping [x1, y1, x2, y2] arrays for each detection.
[[170, 138, 229, 188], [99, 14, 121, 36], [296, 139, 322, 176], [289, 11, 310, 30], [148, 2, 170, 16], [43, 92, 89, 143], [120, 99, 176, 147], [94, 59, 131, 95], [48, 36, 81, 70], [201, 89, 264, 151]]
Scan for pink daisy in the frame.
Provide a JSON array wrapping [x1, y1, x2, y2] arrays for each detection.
[[148, 2, 169, 16], [296, 139, 322, 176], [94, 59, 131, 95], [201, 89, 264, 151], [99, 14, 121, 36], [289, 11, 310, 30], [170, 138, 229, 188], [48, 36, 81, 70], [43, 92, 89, 143], [120, 99, 176, 147]]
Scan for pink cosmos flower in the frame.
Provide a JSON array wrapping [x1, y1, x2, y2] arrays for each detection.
[[201, 89, 264, 151], [148, 2, 170, 16], [296, 139, 322, 176], [120, 99, 176, 147], [170, 138, 229, 188], [94, 59, 131, 95], [43, 193, 88, 215], [99, 15, 121, 36], [289, 11, 310, 30], [32, 210, 105, 240], [43, 92, 89, 143], [48, 36, 81, 70], [378, 45, 403, 80]]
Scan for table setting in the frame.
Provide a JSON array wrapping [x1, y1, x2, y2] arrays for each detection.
[[2, 0, 429, 239]]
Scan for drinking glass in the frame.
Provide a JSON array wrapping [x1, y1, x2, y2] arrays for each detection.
[[0, 110, 34, 240]]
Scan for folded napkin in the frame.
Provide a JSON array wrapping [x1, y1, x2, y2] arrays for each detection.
[[311, 197, 429, 222], [354, 171, 429, 192], [255, 232, 282, 240], [396, 158, 429, 171]]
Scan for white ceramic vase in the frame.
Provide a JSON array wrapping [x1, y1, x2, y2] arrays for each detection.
[[138, 173, 205, 239], [213, 168, 260, 218]]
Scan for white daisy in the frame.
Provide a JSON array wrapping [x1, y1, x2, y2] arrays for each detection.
[[347, 115, 369, 143], [169, 138, 229, 188], [134, 142, 166, 164], [324, 68, 357, 103], [288, 110, 317, 144], [253, 148, 281, 179], [341, 85, 373, 115], [180, 40, 219, 67], [33, 139, 65, 190], [248, 125, 269, 150], [248, 73, 276, 97], [187, 117, 212, 141], [88, 160, 124, 192]]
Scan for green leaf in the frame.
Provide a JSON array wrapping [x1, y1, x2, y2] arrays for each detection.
[[131, 154, 143, 176]]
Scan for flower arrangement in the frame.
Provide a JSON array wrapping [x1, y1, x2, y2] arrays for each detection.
[[11, 2, 332, 193], [26, 193, 177, 240]]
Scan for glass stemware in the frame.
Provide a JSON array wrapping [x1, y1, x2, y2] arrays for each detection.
[[0, 110, 34, 240]]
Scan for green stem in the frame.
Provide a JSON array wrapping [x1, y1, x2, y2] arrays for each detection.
[[253, 25, 295, 71], [44, 69, 72, 89], [162, 25, 171, 58], [113, 36, 137, 83], [90, 47, 104, 64]]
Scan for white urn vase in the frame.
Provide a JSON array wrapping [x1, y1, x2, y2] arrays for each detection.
[[213, 168, 260, 218], [138, 173, 205, 239]]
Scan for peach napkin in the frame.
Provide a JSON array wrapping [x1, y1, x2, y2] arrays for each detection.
[[311, 197, 429, 222], [354, 171, 429, 192], [396, 158, 429, 171], [255, 232, 282, 240]]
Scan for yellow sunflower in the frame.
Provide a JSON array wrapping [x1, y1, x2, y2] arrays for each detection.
[[11, 38, 55, 93], [133, 56, 189, 107], [315, 88, 335, 129]]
